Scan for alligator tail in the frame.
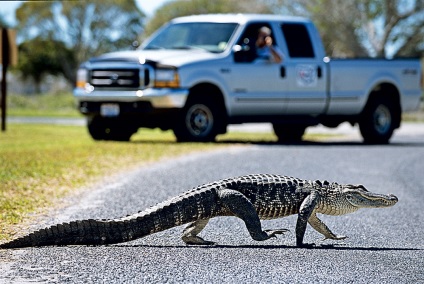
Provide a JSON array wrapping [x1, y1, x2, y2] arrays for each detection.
[[0, 188, 220, 248], [0, 219, 139, 248]]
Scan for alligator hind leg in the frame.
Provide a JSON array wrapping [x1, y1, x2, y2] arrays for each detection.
[[218, 188, 288, 242], [182, 219, 216, 245]]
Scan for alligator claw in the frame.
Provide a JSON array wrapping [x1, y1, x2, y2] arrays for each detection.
[[264, 229, 289, 238], [182, 235, 217, 245], [322, 235, 348, 241], [334, 235, 347, 240]]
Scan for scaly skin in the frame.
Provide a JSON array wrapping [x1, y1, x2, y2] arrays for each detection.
[[0, 174, 398, 248]]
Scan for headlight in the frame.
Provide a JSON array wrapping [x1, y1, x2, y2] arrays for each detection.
[[155, 68, 180, 88], [76, 68, 88, 88]]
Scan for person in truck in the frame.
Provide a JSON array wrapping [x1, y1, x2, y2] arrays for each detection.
[[255, 26, 283, 63]]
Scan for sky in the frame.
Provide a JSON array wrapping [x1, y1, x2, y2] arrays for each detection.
[[0, 0, 173, 26]]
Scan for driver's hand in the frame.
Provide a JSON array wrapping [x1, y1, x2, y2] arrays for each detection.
[[265, 36, 273, 46]]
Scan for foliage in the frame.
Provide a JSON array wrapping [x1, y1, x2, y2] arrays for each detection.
[[143, 0, 272, 37], [17, 38, 76, 93], [15, 0, 145, 85], [272, 0, 424, 57]]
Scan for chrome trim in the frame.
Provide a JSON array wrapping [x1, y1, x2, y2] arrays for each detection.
[[74, 87, 188, 108]]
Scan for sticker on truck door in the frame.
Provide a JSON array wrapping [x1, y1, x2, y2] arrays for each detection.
[[295, 65, 317, 87]]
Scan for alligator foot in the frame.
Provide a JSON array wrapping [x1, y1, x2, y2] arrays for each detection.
[[182, 219, 215, 245], [322, 235, 348, 241], [182, 235, 216, 246]]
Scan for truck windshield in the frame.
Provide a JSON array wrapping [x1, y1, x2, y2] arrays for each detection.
[[143, 22, 238, 53]]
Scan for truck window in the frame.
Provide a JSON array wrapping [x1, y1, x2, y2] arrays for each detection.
[[143, 22, 238, 53], [281, 23, 315, 58], [234, 22, 274, 63]]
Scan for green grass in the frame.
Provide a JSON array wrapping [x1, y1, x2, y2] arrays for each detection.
[[7, 92, 80, 117]]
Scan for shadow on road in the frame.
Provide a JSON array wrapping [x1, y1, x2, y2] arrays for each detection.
[[115, 243, 422, 251], [130, 139, 424, 147], [220, 140, 424, 147]]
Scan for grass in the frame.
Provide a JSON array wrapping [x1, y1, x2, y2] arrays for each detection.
[[7, 92, 80, 117]]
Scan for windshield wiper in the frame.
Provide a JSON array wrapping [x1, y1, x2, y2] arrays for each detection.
[[144, 45, 165, 50], [171, 45, 206, 51]]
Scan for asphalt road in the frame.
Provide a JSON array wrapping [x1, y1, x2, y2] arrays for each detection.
[[1, 124, 423, 283]]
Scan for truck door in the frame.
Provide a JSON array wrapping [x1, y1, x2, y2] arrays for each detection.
[[281, 23, 327, 115], [227, 23, 288, 116]]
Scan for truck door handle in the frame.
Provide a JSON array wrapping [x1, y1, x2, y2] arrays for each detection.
[[280, 66, 286, 78], [317, 66, 322, 78]]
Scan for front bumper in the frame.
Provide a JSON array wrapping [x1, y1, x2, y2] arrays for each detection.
[[73, 87, 189, 109]]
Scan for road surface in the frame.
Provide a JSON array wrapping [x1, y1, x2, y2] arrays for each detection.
[[1, 123, 423, 283]]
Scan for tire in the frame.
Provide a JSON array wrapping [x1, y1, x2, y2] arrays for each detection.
[[173, 98, 224, 142], [87, 116, 135, 141], [359, 97, 398, 144], [273, 123, 306, 143]]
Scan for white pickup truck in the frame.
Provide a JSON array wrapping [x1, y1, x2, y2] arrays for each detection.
[[74, 14, 422, 143]]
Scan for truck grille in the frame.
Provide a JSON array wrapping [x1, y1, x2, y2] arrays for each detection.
[[90, 68, 150, 88]]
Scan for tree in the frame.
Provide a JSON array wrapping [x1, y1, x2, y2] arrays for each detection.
[[15, 0, 145, 85], [359, 0, 424, 57], [272, 0, 424, 58], [143, 0, 272, 37], [17, 37, 75, 93]]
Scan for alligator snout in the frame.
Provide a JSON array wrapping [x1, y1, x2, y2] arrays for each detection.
[[388, 194, 398, 202]]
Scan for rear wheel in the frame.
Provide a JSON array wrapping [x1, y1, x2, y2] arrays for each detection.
[[273, 123, 306, 143], [359, 97, 398, 144], [87, 116, 136, 141], [173, 98, 225, 142]]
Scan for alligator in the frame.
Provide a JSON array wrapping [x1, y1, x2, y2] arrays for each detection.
[[0, 174, 398, 249]]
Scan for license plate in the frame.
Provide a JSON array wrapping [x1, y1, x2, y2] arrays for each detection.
[[100, 104, 120, 117]]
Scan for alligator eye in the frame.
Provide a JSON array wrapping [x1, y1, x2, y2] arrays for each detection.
[[358, 185, 368, 192]]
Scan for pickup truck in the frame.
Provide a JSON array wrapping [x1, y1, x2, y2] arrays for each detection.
[[74, 14, 422, 143]]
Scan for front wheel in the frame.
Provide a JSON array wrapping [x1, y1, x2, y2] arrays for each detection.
[[173, 98, 224, 142], [359, 97, 398, 144], [87, 116, 136, 141]]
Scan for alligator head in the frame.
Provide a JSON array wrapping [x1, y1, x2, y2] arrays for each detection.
[[317, 184, 398, 216], [344, 184, 398, 209]]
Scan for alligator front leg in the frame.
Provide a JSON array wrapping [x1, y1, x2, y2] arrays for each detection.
[[218, 189, 288, 242], [308, 212, 347, 241], [296, 191, 319, 247]]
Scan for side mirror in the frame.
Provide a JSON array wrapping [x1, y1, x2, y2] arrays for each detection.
[[132, 40, 140, 50], [232, 45, 255, 63], [232, 44, 250, 52]]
